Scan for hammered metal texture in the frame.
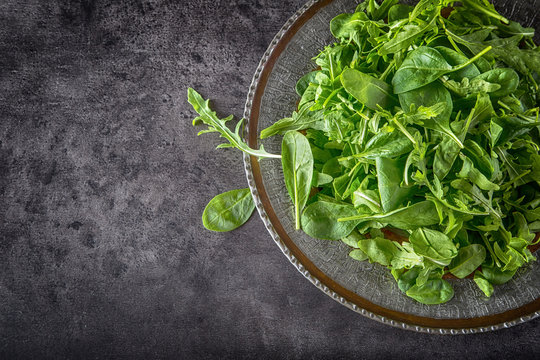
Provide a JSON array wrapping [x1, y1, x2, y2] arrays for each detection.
[[244, 0, 539, 333]]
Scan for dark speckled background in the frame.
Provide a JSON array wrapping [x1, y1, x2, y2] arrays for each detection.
[[0, 0, 539, 359]]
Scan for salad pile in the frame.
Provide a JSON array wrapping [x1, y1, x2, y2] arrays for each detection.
[[188, 0, 540, 305]]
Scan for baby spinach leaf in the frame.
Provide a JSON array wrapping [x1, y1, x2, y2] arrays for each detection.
[[341, 68, 397, 111], [399, 82, 462, 147], [301, 201, 362, 240], [392, 46, 492, 94], [339, 201, 440, 230], [357, 237, 398, 266], [449, 244, 487, 279], [397, 267, 421, 293], [473, 271, 494, 297], [473, 68, 519, 98], [376, 157, 414, 212], [435, 46, 481, 80], [409, 228, 458, 266], [202, 189, 255, 232], [282, 131, 314, 229], [344, 127, 418, 160], [406, 278, 454, 305], [349, 249, 369, 262], [188, 88, 281, 159]]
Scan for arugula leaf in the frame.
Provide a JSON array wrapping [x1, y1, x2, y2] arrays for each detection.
[[188, 88, 280, 159]]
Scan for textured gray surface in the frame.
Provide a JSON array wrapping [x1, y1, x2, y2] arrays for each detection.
[[0, 0, 539, 359]]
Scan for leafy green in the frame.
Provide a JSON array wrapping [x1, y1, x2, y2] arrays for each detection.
[[282, 131, 314, 229], [202, 189, 255, 232], [188, 88, 281, 159]]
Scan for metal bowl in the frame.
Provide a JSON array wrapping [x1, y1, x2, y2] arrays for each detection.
[[243, 0, 540, 334]]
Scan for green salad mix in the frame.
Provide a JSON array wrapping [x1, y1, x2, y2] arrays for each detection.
[[188, 0, 540, 305]]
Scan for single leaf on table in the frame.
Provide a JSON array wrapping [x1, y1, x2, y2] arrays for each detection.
[[202, 189, 255, 232], [187, 88, 280, 159], [301, 201, 362, 240], [338, 201, 440, 230], [449, 244, 487, 278], [282, 131, 314, 230], [409, 228, 458, 266], [341, 68, 397, 111]]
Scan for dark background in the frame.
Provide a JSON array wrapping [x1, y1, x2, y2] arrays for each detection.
[[0, 0, 539, 358]]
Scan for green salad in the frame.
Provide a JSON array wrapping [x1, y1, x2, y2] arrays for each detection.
[[188, 0, 540, 305]]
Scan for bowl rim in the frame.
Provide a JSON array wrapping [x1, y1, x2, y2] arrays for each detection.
[[242, 0, 540, 334]]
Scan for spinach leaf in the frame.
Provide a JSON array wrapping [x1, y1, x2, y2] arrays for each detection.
[[406, 278, 454, 305], [341, 68, 397, 111], [376, 157, 414, 212], [449, 244, 487, 278], [392, 46, 492, 94], [302, 201, 361, 240], [202, 189, 255, 232], [357, 237, 398, 266], [409, 228, 458, 266], [473, 68, 519, 98], [282, 131, 314, 229], [339, 201, 440, 230]]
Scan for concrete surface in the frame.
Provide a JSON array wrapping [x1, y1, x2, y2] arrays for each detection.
[[0, 0, 538, 358]]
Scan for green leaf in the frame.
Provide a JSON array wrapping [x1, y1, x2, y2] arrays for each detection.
[[473, 271, 494, 297], [341, 68, 397, 111], [202, 189, 255, 232], [302, 201, 361, 240], [188, 88, 280, 159], [339, 201, 440, 230], [260, 106, 325, 139], [392, 46, 492, 94], [406, 278, 454, 305], [376, 157, 414, 212], [282, 131, 314, 230], [349, 249, 369, 262], [409, 228, 458, 266], [449, 244, 487, 278], [357, 237, 398, 266], [473, 68, 520, 98]]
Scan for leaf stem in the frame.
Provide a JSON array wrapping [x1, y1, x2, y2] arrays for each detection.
[[452, 46, 492, 72]]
